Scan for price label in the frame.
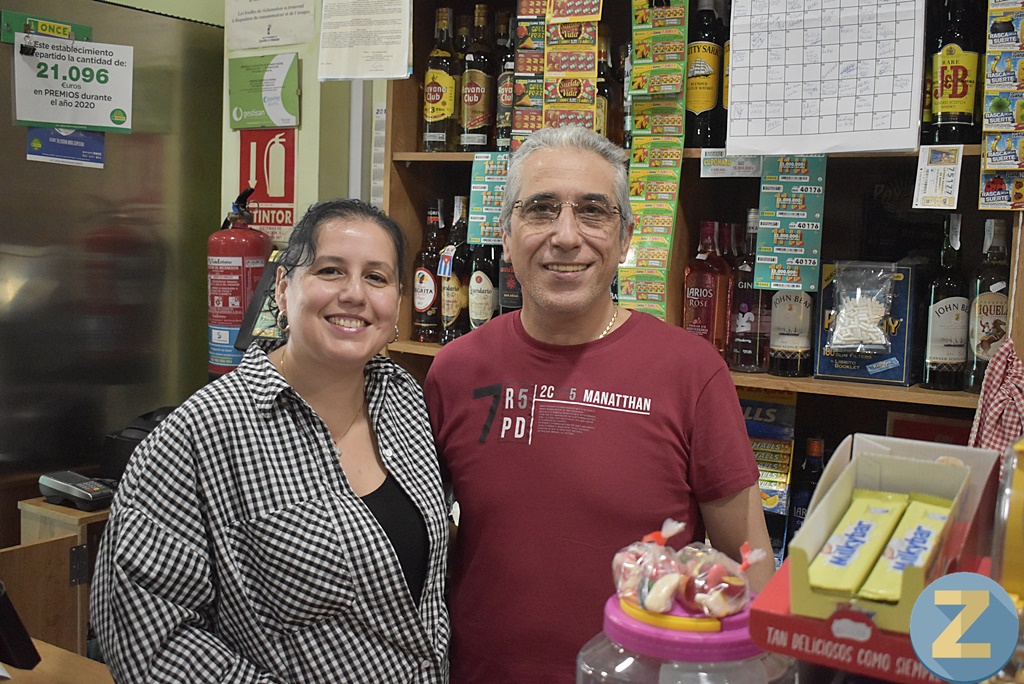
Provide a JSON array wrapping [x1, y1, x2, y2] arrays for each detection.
[[789, 258, 818, 266], [789, 221, 821, 231], [14, 33, 133, 132]]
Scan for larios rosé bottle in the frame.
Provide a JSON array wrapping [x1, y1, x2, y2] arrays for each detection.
[[683, 220, 733, 357]]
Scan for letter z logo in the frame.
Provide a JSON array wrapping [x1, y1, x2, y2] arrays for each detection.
[[910, 572, 1018, 684]]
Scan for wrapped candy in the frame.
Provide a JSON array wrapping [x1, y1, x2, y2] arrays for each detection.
[[675, 542, 766, 618], [612, 519, 686, 613]]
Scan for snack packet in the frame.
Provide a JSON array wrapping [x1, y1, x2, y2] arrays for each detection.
[[612, 519, 686, 613]]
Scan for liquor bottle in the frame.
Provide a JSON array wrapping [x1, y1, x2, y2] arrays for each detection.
[[717, 220, 738, 269], [460, 4, 495, 152], [922, 213, 969, 390], [596, 28, 624, 146], [621, 43, 634, 150], [931, 0, 981, 143], [412, 199, 445, 343], [787, 437, 825, 544], [685, 0, 724, 148], [495, 11, 515, 152], [422, 8, 460, 152], [728, 209, 771, 373], [499, 256, 523, 314], [768, 289, 815, 377], [716, 0, 731, 147], [454, 13, 471, 63], [440, 196, 473, 345], [964, 218, 1011, 392], [469, 244, 500, 329], [683, 220, 733, 357]]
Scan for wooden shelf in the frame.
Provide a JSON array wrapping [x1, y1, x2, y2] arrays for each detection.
[[730, 372, 978, 409], [395, 147, 983, 162], [386, 341, 976, 409]]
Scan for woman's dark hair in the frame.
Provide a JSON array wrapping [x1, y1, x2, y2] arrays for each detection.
[[278, 199, 407, 291]]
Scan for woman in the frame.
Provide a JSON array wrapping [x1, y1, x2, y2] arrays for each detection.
[[91, 199, 450, 682]]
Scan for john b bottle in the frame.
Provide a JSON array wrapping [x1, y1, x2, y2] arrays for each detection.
[[921, 213, 968, 390]]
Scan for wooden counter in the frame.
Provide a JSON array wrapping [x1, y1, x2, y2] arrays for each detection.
[[1, 639, 112, 683]]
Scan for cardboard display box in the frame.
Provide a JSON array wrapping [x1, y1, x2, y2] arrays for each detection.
[[814, 264, 924, 386], [787, 434, 1000, 634]]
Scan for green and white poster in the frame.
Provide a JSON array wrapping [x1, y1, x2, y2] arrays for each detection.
[[228, 53, 300, 129]]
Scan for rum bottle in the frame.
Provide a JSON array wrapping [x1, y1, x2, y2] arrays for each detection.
[[931, 0, 981, 143], [683, 220, 733, 357], [685, 0, 724, 148], [495, 11, 515, 152], [469, 244, 500, 329], [768, 290, 815, 377], [621, 43, 634, 150], [412, 200, 445, 343], [460, 4, 495, 151], [922, 213, 969, 390], [440, 196, 473, 345], [964, 219, 1011, 392], [423, 8, 460, 152], [729, 209, 771, 372]]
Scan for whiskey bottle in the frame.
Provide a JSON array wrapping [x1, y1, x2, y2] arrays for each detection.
[[685, 0, 724, 148], [768, 290, 815, 377], [715, 0, 731, 146], [728, 209, 771, 372], [787, 437, 824, 543], [469, 244, 500, 329], [495, 11, 515, 152], [922, 213, 969, 390], [412, 199, 445, 343], [931, 0, 981, 143], [423, 8, 459, 152], [683, 220, 733, 357], [964, 218, 1010, 392], [460, 4, 495, 152], [440, 196, 473, 345]]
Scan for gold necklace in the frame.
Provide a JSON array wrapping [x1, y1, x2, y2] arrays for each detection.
[[279, 346, 365, 454], [598, 305, 619, 339]]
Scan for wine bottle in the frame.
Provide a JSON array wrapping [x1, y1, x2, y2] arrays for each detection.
[[685, 0, 724, 148], [495, 11, 515, 152], [729, 209, 771, 372], [964, 218, 1010, 392], [469, 244, 500, 329], [440, 196, 473, 345], [422, 8, 460, 152], [460, 4, 495, 152], [683, 220, 733, 356], [931, 0, 981, 143], [768, 290, 815, 377], [499, 256, 522, 314], [921, 213, 969, 390], [411, 199, 445, 343]]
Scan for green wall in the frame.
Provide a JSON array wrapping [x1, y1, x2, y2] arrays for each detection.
[[105, 0, 223, 27]]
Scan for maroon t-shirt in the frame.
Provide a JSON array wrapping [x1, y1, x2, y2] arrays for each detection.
[[424, 311, 759, 684]]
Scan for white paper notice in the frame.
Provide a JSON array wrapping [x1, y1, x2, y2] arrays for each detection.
[[318, 0, 411, 80], [225, 0, 314, 51], [726, 0, 925, 155]]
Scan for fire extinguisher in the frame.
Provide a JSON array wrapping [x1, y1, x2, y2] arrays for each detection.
[[208, 187, 274, 379]]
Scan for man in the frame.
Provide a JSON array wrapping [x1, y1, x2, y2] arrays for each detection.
[[424, 126, 773, 684]]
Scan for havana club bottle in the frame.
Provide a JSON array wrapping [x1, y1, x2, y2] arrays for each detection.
[[423, 8, 459, 152], [495, 11, 515, 152], [460, 4, 495, 151]]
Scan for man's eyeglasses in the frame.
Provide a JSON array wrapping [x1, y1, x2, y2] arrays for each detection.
[[512, 198, 622, 235]]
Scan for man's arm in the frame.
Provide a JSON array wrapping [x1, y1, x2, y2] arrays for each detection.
[[699, 484, 775, 593]]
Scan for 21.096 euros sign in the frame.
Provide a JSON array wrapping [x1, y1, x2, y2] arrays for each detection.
[[14, 32, 133, 133]]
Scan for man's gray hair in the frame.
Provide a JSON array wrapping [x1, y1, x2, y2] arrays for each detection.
[[500, 126, 633, 241]]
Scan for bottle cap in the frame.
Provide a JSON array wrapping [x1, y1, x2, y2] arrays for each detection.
[[806, 437, 824, 458], [746, 208, 759, 230], [984, 218, 1009, 253]]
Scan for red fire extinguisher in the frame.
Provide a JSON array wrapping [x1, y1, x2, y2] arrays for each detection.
[[208, 187, 273, 378]]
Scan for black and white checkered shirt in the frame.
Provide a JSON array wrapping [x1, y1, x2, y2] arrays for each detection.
[[91, 344, 450, 683]]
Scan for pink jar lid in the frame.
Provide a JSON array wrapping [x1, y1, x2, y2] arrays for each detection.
[[602, 596, 764, 663]]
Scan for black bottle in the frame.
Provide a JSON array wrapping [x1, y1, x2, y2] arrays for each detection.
[[921, 213, 968, 390], [440, 196, 473, 345], [930, 0, 981, 143], [685, 0, 724, 148], [787, 437, 824, 545], [469, 244, 500, 329]]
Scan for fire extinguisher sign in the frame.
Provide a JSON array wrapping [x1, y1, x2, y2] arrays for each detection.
[[239, 128, 296, 244]]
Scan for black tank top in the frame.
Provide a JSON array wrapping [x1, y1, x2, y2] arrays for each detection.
[[361, 474, 429, 605]]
